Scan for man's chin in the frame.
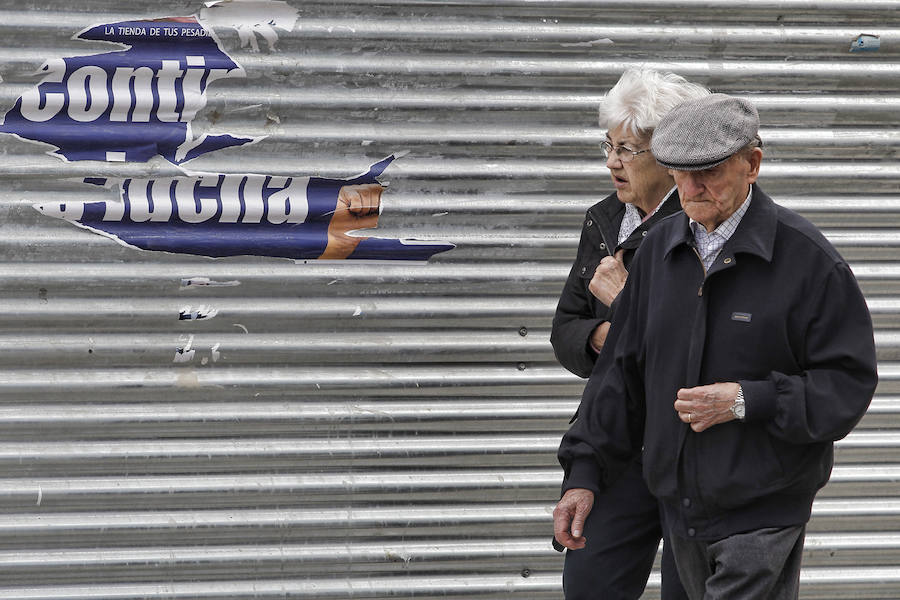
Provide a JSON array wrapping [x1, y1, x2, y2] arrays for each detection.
[[682, 202, 708, 220]]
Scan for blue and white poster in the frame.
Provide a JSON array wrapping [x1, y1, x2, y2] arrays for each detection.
[[1, 16, 254, 164], [3, 3, 453, 262], [35, 154, 454, 261]]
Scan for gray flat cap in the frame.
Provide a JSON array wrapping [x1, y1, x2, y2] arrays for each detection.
[[651, 93, 759, 171]]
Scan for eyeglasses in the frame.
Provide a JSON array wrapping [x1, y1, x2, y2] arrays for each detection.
[[601, 140, 651, 163]]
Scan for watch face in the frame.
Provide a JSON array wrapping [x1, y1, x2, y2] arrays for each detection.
[[734, 403, 745, 419]]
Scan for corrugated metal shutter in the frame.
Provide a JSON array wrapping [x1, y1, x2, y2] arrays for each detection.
[[0, 1, 897, 598]]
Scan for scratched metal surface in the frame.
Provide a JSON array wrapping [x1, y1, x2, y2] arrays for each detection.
[[0, 1, 898, 598]]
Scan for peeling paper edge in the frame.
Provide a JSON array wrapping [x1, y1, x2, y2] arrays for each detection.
[[174, 334, 196, 363], [180, 277, 241, 288], [561, 38, 614, 48], [850, 33, 881, 52]]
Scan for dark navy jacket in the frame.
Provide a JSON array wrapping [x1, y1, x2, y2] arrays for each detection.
[[551, 189, 682, 378], [558, 185, 878, 541]]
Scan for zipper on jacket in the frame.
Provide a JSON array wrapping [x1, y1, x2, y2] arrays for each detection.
[[691, 246, 706, 296], [587, 207, 614, 258]]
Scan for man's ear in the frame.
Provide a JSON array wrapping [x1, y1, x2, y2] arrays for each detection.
[[746, 147, 763, 183]]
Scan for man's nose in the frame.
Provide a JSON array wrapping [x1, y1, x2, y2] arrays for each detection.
[[678, 174, 704, 197]]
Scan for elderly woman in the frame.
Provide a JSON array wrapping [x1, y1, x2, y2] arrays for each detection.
[[552, 68, 709, 600]]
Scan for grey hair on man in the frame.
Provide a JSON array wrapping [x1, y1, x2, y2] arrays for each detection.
[[599, 67, 711, 136]]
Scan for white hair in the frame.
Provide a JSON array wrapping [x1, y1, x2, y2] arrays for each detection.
[[599, 68, 710, 137]]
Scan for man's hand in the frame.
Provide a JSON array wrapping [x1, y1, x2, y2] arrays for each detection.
[[553, 488, 594, 550], [674, 382, 740, 432], [590, 321, 611, 353], [319, 184, 383, 259], [589, 249, 628, 307]]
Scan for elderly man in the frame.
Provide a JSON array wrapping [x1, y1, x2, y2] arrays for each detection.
[[554, 94, 878, 599]]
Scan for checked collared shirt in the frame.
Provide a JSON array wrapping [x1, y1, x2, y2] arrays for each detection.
[[689, 187, 753, 272]]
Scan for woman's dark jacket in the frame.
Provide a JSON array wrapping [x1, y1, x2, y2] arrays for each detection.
[[551, 189, 682, 378], [558, 186, 878, 541]]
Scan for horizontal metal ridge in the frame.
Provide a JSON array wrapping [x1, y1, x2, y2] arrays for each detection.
[[329, 0, 900, 10], [0, 498, 894, 535], [0, 464, 894, 496], [0, 470, 562, 496], [0, 295, 894, 325], [0, 435, 563, 460], [0, 397, 893, 430], [5, 6, 898, 31], [39, 88, 892, 114], [224, 54, 900, 79], [0, 569, 897, 600], [0, 573, 563, 600], [8, 123, 898, 148], [0, 399, 578, 425], [0, 430, 891, 462], [291, 20, 900, 43], [2, 260, 900, 283], [0, 534, 896, 570], [0, 331, 557, 366], [6, 48, 899, 76], [0, 261, 573, 282], [0, 364, 578, 391], [0, 539, 561, 566], [2, 158, 900, 181], [0, 297, 557, 320], [0, 363, 896, 391], [0, 505, 554, 533]]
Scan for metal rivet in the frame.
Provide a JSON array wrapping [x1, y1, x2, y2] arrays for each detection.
[[586, 219, 593, 227], [642, 230, 648, 236], [521, 568, 532, 578], [517, 362, 527, 371], [599, 243, 606, 250], [724, 257, 732, 264], [518, 327, 528, 337]]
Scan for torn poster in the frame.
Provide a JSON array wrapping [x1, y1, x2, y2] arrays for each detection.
[[33, 155, 455, 262], [0, 16, 255, 164], [179, 305, 219, 320], [850, 34, 880, 53], [200, 0, 299, 52]]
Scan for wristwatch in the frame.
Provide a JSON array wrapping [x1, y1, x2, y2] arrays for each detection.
[[731, 385, 745, 421]]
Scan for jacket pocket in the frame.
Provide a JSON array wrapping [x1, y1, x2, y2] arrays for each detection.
[[693, 423, 788, 510]]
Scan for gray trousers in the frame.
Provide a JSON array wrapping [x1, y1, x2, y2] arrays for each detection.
[[668, 525, 806, 600]]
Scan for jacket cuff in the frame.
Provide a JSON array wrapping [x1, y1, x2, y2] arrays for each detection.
[[605, 294, 621, 323], [562, 458, 603, 495], [740, 378, 777, 423], [587, 320, 609, 354], [582, 318, 605, 350]]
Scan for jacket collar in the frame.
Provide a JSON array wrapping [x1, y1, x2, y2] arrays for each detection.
[[643, 187, 682, 228], [663, 184, 777, 262], [590, 187, 682, 225]]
